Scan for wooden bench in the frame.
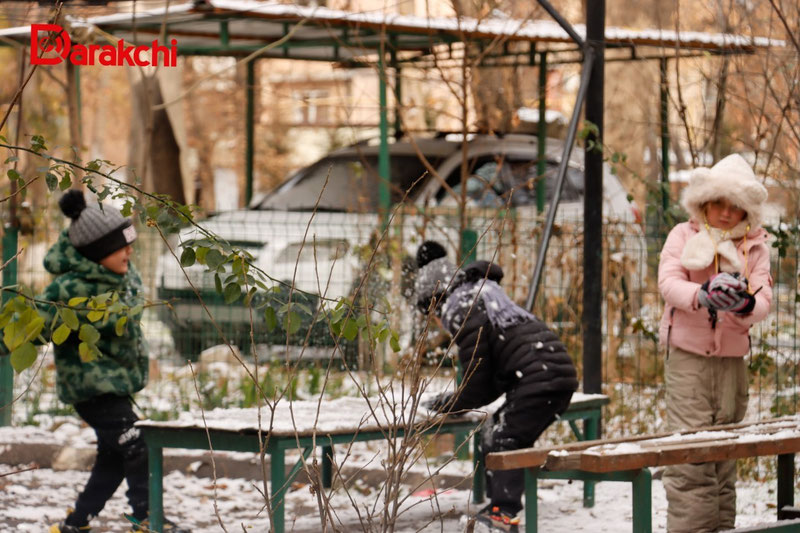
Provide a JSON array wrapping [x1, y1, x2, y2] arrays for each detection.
[[137, 392, 608, 533], [487, 416, 800, 533], [722, 518, 800, 532]]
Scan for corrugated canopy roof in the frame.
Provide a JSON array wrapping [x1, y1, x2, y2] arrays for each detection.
[[0, 0, 783, 65]]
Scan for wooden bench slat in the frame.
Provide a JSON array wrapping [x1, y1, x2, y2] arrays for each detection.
[[486, 416, 800, 471], [575, 435, 800, 473]]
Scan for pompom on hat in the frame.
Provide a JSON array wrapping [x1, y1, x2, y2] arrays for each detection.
[[59, 189, 137, 263], [681, 154, 768, 229]]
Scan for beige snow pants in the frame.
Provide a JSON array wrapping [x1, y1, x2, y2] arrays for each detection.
[[662, 347, 749, 533]]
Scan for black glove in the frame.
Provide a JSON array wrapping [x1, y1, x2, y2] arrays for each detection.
[[732, 291, 756, 315], [422, 392, 454, 413]]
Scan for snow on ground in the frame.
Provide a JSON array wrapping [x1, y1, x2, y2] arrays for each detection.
[[2, 358, 789, 531], [0, 459, 781, 532]]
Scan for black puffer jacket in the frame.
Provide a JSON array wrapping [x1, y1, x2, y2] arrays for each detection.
[[441, 261, 578, 412]]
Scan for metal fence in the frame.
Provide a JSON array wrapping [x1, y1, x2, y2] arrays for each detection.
[[8, 199, 800, 411]]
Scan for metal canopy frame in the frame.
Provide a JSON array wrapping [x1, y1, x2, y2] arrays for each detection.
[[0, 0, 771, 61], [0, 0, 781, 425]]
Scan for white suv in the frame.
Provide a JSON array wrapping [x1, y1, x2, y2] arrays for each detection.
[[157, 134, 644, 358]]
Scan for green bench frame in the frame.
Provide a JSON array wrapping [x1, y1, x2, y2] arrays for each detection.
[[139, 394, 608, 533], [486, 418, 800, 533]]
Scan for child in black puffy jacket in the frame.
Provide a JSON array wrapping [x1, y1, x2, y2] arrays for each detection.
[[414, 241, 578, 532]]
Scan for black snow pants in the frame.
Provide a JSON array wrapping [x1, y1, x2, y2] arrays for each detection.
[[65, 394, 149, 527], [482, 391, 573, 515]]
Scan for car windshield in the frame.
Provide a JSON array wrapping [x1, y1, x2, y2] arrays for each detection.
[[255, 154, 434, 212]]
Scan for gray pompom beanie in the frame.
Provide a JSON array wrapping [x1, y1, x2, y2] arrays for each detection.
[[414, 256, 458, 311], [59, 189, 137, 263]]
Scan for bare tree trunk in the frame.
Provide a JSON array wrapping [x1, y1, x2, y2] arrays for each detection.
[[129, 72, 185, 203]]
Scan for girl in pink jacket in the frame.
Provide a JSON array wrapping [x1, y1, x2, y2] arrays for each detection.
[[658, 154, 771, 533]]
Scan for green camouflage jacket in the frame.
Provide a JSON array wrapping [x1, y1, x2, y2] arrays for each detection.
[[41, 229, 148, 404]]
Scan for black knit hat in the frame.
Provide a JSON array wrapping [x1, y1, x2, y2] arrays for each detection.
[[59, 189, 137, 263], [416, 240, 447, 269]]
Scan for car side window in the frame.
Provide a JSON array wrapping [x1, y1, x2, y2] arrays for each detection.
[[436, 158, 583, 207]]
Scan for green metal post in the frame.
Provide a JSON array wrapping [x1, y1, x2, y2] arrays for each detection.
[[659, 58, 670, 217], [472, 431, 485, 503], [271, 446, 286, 533], [525, 468, 539, 533], [778, 453, 795, 518], [220, 20, 229, 46], [0, 226, 18, 426], [454, 229, 477, 460], [536, 51, 548, 214], [322, 444, 333, 488], [378, 51, 391, 225], [459, 228, 478, 264], [245, 60, 255, 207], [582, 413, 599, 507], [632, 468, 653, 533], [392, 48, 403, 140], [148, 445, 164, 532]]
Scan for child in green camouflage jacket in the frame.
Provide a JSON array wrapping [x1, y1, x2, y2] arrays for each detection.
[[45, 190, 187, 533]]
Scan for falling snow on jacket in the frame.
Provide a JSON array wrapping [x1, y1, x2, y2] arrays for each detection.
[[40, 229, 149, 404], [439, 261, 578, 411]]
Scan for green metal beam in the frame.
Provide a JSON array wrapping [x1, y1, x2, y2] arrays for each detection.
[[377, 49, 390, 226], [391, 44, 402, 140], [245, 59, 255, 207], [0, 226, 18, 426], [220, 20, 229, 46], [536, 51, 547, 214]]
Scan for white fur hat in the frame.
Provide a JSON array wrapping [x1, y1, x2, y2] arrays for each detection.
[[680, 154, 768, 229]]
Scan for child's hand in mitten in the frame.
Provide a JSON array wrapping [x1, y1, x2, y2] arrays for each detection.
[[422, 392, 454, 413], [698, 273, 749, 311]]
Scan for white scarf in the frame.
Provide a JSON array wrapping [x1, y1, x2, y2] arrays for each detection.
[[680, 219, 750, 273]]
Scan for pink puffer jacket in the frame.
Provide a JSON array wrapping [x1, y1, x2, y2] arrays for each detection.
[[658, 220, 772, 357]]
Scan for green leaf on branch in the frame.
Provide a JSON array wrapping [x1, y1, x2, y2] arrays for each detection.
[[223, 283, 241, 304], [195, 246, 209, 264], [115, 316, 127, 336], [205, 249, 225, 270], [59, 173, 72, 191], [390, 331, 401, 352], [87, 310, 105, 323], [52, 324, 71, 345], [284, 311, 302, 335], [61, 308, 79, 330], [30, 135, 47, 152], [78, 342, 99, 362], [377, 327, 390, 343], [45, 172, 58, 191], [343, 318, 358, 341], [243, 287, 257, 307], [4, 310, 44, 351], [68, 297, 88, 307], [79, 324, 100, 345], [180, 247, 196, 267], [10, 342, 37, 372], [7, 169, 20, 181], [264, 306, 277, 332]]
